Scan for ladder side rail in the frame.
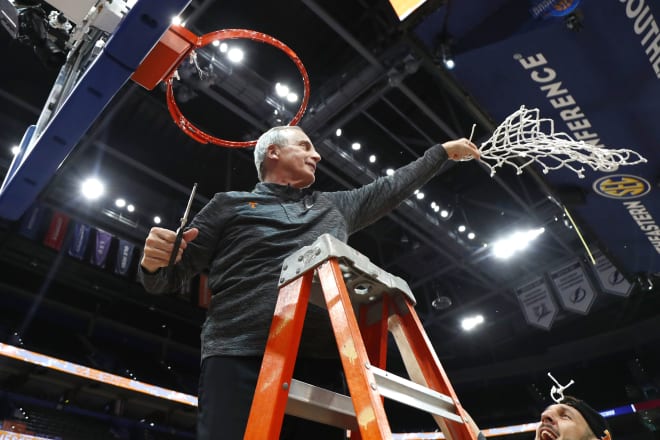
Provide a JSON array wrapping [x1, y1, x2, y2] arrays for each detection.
[[388, 299, 478, 440], [244, 271, 314, 440], [317, 258, 393, 440]]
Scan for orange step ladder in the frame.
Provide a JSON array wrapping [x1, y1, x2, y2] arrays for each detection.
[[244, 234, 478, 440]]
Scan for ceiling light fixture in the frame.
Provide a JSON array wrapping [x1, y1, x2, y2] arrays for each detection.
[[275, 82, 289, 97], [492, 227, 545, 259], [227, 47, 244, 63], [461, 314, 484, 331], [351, 142, 361, 151], [80, 177, 104, 200]]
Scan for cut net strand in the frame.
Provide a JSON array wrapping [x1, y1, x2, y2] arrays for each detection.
[[478, 106, 647, 178]]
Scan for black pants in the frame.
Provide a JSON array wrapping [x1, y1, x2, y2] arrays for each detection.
[[197, 355, 346, 440]]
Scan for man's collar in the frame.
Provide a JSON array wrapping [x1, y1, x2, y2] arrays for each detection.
[[254, 182, 312, 200]]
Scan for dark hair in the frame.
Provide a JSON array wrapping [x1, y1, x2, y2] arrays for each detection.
[[562, 395, 611, 439]]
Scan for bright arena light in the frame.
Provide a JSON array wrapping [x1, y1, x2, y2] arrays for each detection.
[[369, 155, 376, 163], [335, 128, 342, 137], [461, 314, 484, 331], [219, 42, 228, 53], [440, 209, 450, 218], [171, 16, 182, 26], [275, 82, 289, 97], [80, 178, 104, 200], [227, 47, 244, 63], [386, 168, 394, 176], [115, 198, 126, 208], [11, 145, 20, 155], [351, 142, 361, 151], [286, 92, 298, 103], [153, 216, 162, 225], [492, 227, 545, 259], [126, 204, 135, 213]]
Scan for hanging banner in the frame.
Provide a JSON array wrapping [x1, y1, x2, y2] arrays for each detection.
[[549, 260, 597, 314], [18, 204, 47, 240], [68, 222, 91, 260], [591, 249, 633, 297], [515, 277, 558, 330], [198, 273, 212, 309], [114, 239, 136, 276], [90, 229, 114, 268], [43, 211, 70, 251]]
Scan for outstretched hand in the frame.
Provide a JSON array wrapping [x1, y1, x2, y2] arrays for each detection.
[[442, 138, 480, 161], [140, 227, 199, 273]]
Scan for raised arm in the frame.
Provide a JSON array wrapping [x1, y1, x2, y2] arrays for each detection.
[[329, 138, 479, 234]]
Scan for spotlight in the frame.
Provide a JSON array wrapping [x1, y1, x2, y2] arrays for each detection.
[[461, 314, 484, 331], [351, 142, 361, 151], [81, 177, 104, 200], [335, 128, 342, 137], [275, 82, 289, 97], [227, 47, 244, 63]]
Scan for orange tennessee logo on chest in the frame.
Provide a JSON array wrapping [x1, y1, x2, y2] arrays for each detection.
[[248, 201, 258, 208]]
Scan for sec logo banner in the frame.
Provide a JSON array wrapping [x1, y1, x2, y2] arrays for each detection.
[[592, 174, 651, 200]]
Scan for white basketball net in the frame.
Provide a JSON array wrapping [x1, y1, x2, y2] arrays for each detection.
[[478, 106, 647, 178]]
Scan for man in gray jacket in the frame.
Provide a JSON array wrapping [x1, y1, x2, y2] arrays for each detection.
[[139, 125, 480, 439]]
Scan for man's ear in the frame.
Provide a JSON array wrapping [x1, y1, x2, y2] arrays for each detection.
[[266, 144, 280, 160]]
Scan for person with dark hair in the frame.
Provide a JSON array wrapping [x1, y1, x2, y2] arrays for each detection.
[[536, 396, 612, 440]]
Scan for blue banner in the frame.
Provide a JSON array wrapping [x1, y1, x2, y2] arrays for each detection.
[[434, 1, 660, 274], [114, 239, 136, 276], [91, 229, 114, 268], [18, 204, 47, 240], [68, 222, 91, 260]]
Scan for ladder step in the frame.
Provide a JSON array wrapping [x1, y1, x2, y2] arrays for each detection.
[[286, 379, 358, 430], [286, 367, 464, 430], [370, 366, 463, 424]]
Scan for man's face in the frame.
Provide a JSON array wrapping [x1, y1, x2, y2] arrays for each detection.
[[535, 404, 597, 440], [272, 128, 321, 188]]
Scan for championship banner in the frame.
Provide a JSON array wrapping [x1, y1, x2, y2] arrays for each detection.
[[90, 229, 114, 268], [67, 221, 91, 260], [114, 239, 136, 276], [42, 211, 69, 251], [17, 204, 46, 240], [591, 249, 633, 297], [515, 277, 558, 330], [423, 1, 660, 274], [548, 260, 597, 315]]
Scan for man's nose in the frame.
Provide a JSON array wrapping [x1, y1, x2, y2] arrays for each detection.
[[540, 409, 556, 424], [310, 150, 321, 163]]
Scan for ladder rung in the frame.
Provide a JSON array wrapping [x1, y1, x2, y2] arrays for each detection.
[[370, 366, 464, 424], [286, 379, 358, 430]]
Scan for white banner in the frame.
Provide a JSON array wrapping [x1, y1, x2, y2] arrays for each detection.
[[591, 249, 632, 297], [549, 260, 597, 314], [515, 277, 557, 330]]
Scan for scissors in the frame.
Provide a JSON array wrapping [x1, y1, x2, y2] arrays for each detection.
[[168, 182, 198, 268]]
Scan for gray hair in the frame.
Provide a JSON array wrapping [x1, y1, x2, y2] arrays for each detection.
[[254, 125, 303, 181]]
